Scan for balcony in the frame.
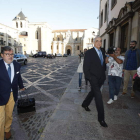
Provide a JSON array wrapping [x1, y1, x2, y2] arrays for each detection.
[[8, 43, 12, 46], [0, 40, 4, 45], [14, 43, 18, 47], [0, 32, 4, 36]]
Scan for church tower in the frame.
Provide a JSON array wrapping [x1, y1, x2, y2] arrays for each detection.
[[12, 11, 28, 35]]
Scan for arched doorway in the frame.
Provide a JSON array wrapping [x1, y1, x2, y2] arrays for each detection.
[[67, 49, 71, 55], [65, 45, 72, 55]]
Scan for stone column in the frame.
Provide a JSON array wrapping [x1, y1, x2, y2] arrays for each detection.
[[63, 43, 66, 54], [71, 45, 74, 56], [137, 11, 140, 48], [58, 41, 62, 54], [117, 26, 121, 48], [113, 29, 116, 47], [127, 18, 132, 50], [53, 41, 57, 54]]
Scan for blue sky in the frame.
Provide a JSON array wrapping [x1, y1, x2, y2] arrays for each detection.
[[0, 0, 99, 29]]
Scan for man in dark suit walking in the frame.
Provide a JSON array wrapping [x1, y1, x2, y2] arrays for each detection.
[[0, 46, 25, 140], [82, 37, 108, 127]]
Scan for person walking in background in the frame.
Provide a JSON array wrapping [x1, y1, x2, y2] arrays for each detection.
[[78, 50, 82, 62], [105, 47, 124, 104], [122, 41, 140, 98], [79, 51, 84, 62], [82, 37, 108, 127], [0, 46, 25, 140], [77, 57, 84, 91]]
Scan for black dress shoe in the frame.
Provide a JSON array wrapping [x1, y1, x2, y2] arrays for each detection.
[[99, 120, 108, 127], [81, 104, 91, 111]]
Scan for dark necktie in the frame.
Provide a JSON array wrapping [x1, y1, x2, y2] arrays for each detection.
[[8, 64, 11, 81], [98, 50, 103, 65]]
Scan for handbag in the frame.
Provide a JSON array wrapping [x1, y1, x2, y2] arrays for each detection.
[[17, 90, 36, 114]]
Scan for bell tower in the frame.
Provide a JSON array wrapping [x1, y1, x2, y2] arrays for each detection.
[[12, 11, 28, 35]]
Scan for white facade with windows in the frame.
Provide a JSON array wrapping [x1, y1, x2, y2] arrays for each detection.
[[11, 11, 99, 55], [0, 23, 22, 54], [99, 0, 140, 53]]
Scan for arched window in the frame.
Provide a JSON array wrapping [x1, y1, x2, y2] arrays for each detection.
[[58, 37, 60, 41], [77, 46, 79, 50], [16, 22, 18, 28], [20, 22, 22, 28]]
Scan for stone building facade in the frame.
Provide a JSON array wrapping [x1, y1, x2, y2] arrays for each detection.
[[0, 23, 22, 53], [12, 11, 99, 55], [99, 0, 140, 53]]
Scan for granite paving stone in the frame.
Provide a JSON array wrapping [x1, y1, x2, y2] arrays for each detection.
[[10, 56, 140, 140], [11, 56, 79, 140]]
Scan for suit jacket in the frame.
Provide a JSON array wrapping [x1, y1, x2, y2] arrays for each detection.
[[0, 59, 24, 105], [83, 47, 106, 84]]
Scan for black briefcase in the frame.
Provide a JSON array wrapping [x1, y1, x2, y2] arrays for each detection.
[[17, 90, 36, 114]]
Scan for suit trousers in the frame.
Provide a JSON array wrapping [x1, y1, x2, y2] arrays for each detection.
[[123, 70, 137, 94], [0, 92, 15, 140], [82, 79, 105, 121]]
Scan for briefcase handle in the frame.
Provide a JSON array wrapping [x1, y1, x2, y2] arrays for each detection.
[[18, 88, 28, 99]]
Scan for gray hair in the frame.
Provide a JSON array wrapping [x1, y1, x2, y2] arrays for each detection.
[[93, 36, 102, 44], [1, 46, 13, 54]]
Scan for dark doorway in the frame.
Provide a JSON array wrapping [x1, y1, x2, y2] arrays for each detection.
[[120, 23, 128, 53], [110, 33, 114, 47], [67, 49, 71, 55]]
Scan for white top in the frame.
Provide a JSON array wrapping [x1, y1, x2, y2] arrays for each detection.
[[4, 61, 14, 83], [108, 56, 125, 77], [77, 58, 84, 73], [137, 67, 140, 77]]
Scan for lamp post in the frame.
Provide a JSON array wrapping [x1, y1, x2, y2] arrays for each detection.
[[92, 31, 95, 48]]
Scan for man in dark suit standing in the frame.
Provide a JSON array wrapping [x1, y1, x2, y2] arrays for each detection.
[[0, 46, 25, 140], [82, 37, 108, 127]]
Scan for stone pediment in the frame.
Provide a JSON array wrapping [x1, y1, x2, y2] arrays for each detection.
[[118, 2, 132, 20], [132, 0, 140, 12], [106, 18, 116, 33], [106, 2, 134, 33]]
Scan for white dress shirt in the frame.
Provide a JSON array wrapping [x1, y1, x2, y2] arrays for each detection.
[[94, 47, 104, 62], [4, 61, 14, 83]]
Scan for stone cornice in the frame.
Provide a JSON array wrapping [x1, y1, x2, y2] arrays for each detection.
[[105, 2, 135, 34], [132, 0, 140, 12], [115, 11, 134, 26]]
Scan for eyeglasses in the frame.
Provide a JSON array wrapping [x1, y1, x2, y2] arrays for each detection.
[[4, 53, 14, 57]]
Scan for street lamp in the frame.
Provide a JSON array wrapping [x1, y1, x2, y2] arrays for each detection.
[[92, 31, 95, 48]]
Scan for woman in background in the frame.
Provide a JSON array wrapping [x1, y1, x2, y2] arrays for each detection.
[[77, 58, 84, 91]]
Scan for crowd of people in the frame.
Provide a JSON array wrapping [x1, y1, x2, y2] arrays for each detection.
[[77, 37, 140, 128]]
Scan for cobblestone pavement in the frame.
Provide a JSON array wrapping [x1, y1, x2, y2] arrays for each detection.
[[40, 71, 140, 140], [10, 56, 79, 140], [10, 56, 140, 140]]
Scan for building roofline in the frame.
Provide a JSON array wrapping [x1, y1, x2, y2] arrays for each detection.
[[52, 29, 87, 32], [0, 23, 19, 31]]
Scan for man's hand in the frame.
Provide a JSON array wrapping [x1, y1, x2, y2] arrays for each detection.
[[109, 53, 115, 58], [20, 88, 26, 91]]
